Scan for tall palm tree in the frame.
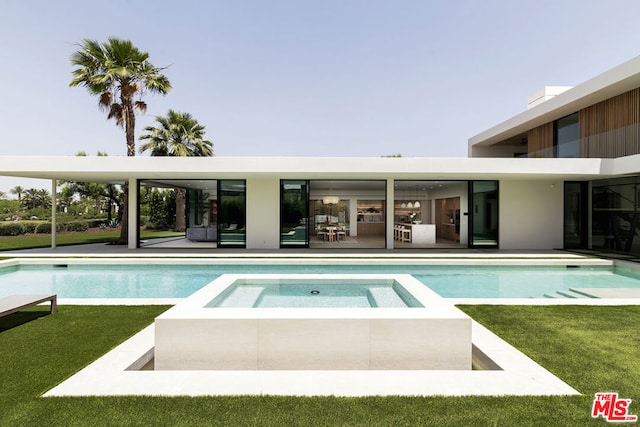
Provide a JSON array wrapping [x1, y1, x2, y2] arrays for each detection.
[[70, 37, 171, 243], [139, 110, 213, 231], [10, 186, 23, 200]]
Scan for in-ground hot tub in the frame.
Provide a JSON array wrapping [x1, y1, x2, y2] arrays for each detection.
[[154, 274, 472, 370]]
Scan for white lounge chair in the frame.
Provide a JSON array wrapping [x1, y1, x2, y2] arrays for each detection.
[[0, 294, 57, 318]]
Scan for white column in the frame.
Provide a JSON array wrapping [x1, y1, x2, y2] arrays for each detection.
[[128, 178, 138, 249], [349, 199, 358, 236], [51, 179, 57, 249], [386, 179, 394, 249]]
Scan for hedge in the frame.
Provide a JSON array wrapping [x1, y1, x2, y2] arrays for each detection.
[[0, 219, 108, 236], [0, 223, 25, 236]]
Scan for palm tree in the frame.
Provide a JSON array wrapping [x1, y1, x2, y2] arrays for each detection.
[[69, 37, 171, 243], [139, 110, 213, 231], [22, 188, 51, 210], [139, 110, 213, 156], [10, 186, 23, 200]]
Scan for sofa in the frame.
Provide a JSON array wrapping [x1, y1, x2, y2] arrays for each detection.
[[186, 226, 217, 242]]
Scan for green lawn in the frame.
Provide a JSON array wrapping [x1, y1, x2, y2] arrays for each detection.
[[0, 229, 183, 251], [1, 305, 639, 426]]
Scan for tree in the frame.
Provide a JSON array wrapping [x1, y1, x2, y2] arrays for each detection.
[[22, 188, 51, 210], [10, 186, 23, 200], [61, 152, 123, 222], [70, 37, 171, 244], [139, 110, 213, 231]]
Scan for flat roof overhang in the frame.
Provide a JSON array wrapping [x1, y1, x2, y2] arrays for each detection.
[[0, 155, 636, 183], [469, 55, 640, 148]]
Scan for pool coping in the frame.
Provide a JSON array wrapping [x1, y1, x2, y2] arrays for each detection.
[[0, 254, 619, 267]]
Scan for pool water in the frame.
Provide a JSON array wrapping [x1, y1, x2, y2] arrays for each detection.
[[0, 263, 639, 299], [206, 279, 422, 308]]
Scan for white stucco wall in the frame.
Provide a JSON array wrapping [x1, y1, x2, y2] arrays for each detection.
[[499, 180, 563, 250], [246, 177, 280, 249]]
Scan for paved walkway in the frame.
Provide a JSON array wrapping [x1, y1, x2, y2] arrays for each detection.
[[0, 242, 606, 259]]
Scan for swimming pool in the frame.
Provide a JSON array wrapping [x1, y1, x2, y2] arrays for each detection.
[[1, 261, 639, 299]]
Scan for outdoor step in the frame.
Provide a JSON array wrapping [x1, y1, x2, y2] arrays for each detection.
[[544, 290, 591, 299], [567, 288, 599, 298], [555, 290, 585, 299]]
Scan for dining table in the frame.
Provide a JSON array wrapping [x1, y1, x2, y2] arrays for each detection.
[[321, 226, 345, 242]]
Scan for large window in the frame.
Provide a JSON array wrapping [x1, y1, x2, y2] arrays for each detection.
[[592, 176, 640, 253], [555, 113, 579, 158], [280, 180, 309, 247], [217, 180, 246, 247], [308, 180, 385, 249]]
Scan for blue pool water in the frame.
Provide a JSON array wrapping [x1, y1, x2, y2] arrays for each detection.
[[0, 263, 639, 299], [207, 279, 421, 308]]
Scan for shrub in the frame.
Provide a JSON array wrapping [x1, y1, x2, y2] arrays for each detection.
[[0, 223, 25, 236], [35, 222, 52, 234], [89, 219, 107, 228], [21, 223, 39, 234], [64, 221, 89, 232]]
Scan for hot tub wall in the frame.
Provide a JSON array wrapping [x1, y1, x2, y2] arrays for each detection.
[[154, 310, 472, 370]]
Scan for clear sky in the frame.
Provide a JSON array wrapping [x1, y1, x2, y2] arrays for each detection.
[[1, 0, 640, 192]]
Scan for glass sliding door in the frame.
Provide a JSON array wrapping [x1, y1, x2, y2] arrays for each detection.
[[217, 180, 246, 247], [564, 181, 588, 249], [592, 176, 640, 253], [308, 180, 385, 249], [280, 180, 309, 247], [469, 180, 498, 248]]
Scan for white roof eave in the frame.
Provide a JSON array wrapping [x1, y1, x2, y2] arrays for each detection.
[[0, 155, 624, 182]]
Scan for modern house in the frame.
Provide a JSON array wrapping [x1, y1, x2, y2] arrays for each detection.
[[1, 56, 639, 254], [469, 55, 640, 255]]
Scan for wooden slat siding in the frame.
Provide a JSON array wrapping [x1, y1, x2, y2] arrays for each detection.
[[579, 88, 640, 158], [527, 122, 554, 157]]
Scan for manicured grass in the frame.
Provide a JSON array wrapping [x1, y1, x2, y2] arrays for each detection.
[[0, 229, 183, 251], [1, 305, 639, 426]]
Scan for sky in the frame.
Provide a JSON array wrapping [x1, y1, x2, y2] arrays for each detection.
[[2, 0, 640, 193]]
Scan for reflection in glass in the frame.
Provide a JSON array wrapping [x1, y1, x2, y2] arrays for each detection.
[[564, 182, 587, 249], [470, 181, 498, 247], [592, 177, 640, 253], [280, 180, 309, 247], [218, 180, 246, 247], [555, 113, 579, 158]]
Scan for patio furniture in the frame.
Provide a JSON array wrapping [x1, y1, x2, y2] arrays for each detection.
[[0, 294, 57, 318], [186, 226, 217, 242]]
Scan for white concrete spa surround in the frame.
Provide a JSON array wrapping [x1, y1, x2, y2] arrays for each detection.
[[154, 274, 472, 371]]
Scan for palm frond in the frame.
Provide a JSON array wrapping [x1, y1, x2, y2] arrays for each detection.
[[107, 103, 124, 127], [134, 101, 147, 114], [98, 92, 112, 111]]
